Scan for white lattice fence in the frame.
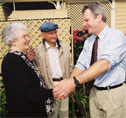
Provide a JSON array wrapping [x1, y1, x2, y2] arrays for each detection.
[[66, 0, 111, 30], [0, 18, 71, 74], [50, 19, 71, 49]]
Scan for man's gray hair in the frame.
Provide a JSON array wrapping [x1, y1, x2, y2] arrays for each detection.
[[2, 23, 27, 46], [82, 2, 107, 22]]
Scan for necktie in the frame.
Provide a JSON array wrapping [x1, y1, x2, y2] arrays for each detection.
[[90, 36, 99, 65], [86, 36, 99, 90]]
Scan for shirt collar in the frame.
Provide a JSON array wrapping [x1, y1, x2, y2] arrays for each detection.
[[45, 41, 58, 49], [98, 25, 110, 40]]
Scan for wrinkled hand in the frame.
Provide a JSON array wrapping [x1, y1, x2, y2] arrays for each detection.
[[53, 78, 76, 99], [27, 46, 35, 61]]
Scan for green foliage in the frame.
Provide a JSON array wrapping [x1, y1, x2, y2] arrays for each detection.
[[69, 85, 90, 118], [69, 28, 91, 118], [73, 40, 85, 64], [0, 79, 8, 118]]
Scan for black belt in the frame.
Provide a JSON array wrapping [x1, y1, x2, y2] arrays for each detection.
[[52, 77, 63, 81], [94, 82, 125, 90]]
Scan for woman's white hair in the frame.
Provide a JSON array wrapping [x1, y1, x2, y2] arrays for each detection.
[[2, 23, 27, 46]]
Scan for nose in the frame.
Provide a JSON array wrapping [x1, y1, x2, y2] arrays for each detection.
[[82, 22, 86, 27], [52, 33, 57, 38], [25, 36, 30, 42], [27, 37, 30, 42]]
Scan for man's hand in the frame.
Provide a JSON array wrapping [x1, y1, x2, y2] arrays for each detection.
[[27, 46, 35, 61], [53, 78, 76, 99]]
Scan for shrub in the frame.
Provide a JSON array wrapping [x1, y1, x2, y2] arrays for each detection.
[[0, 79, 8, 118], [69, 28, 91, 118]]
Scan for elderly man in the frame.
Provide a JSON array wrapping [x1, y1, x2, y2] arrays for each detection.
[[34, 22, 72, 118], [54, 2, 126, 118]]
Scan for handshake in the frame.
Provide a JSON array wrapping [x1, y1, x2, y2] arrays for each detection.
[[26, 47, 80, 99], [53, 77, 79, 99]]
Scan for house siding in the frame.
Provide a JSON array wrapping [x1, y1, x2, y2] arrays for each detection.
[[115, 0, 126, 32], [0, 5, 5, 20]]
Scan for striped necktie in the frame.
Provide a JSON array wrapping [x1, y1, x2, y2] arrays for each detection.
[[86, 36, 99, 90], [90, 36, 99, 65]]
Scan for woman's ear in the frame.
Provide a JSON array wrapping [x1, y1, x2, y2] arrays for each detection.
[[9, 40, 16, 46]]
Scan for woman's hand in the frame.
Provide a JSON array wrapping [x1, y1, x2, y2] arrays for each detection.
[[27, 46, 35, 61]]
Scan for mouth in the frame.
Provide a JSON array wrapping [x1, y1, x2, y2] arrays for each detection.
[[84, 26, 89, 30], [24, 42, 29, 46], [51, 38, 57, 41]]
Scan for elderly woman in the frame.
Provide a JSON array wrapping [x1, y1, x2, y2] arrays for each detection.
[[1, 23, 54, 117]]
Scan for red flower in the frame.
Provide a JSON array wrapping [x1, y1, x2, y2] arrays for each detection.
[[73, 28, 89, 44], [84, 33, 88, 38]]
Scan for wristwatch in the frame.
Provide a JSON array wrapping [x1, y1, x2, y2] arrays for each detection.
[[73, 76, 80, 87]]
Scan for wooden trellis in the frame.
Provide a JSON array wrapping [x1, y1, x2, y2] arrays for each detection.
[[0, 18, 71, 76]]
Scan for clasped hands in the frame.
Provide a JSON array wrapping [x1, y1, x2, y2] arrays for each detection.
[[53, 78, 76, 99], [26, 47, 76, 99]]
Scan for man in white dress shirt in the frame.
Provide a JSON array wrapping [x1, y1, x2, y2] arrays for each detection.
[[54, 2, 126, 118]]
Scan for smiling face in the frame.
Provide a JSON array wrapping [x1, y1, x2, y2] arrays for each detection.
[[42, 30, 57, 46], [10, 29, 30, 52], [82, 9, 101, 35]]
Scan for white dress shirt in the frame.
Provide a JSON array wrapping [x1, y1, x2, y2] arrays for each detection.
[[76, 25, 126, 87], [45, 42, 63, 78]]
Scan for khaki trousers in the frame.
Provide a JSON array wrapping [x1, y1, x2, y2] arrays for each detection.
[[48, 97, 69, 118], [89, 84, 126, 118]]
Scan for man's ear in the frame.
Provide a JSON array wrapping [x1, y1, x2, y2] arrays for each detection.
[[41, 32, 45, 39], [97, 14, 102, 22]]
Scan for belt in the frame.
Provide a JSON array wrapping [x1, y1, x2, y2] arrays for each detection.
[[94, 82, 125, 90], [52, 77, 63, 81]]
